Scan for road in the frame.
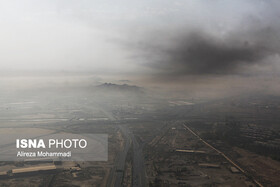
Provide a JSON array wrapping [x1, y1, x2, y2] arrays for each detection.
[[102, 106, 147, 187], [114, 125, 132, 187], [131, 132, 147, 187], [183, 123, 264, 187]]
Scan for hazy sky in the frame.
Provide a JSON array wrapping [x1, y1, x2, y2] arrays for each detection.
[[0, 0, 280, 95]]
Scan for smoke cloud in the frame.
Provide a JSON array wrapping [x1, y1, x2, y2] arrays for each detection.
[[124, 0, 280, 78], [131, 27, 280, 77]]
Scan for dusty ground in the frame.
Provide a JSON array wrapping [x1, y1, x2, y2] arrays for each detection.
[[234, 147, 280, 187]]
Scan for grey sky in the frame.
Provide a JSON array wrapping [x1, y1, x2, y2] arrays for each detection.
[[0, 0, 279, 78]]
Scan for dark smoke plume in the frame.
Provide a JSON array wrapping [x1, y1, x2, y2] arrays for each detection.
[[134, 29, 279, 77]]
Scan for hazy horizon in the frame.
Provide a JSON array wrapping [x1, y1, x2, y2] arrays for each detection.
[[1, 0, 280, 99]]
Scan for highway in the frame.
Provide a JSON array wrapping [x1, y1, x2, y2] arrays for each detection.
[[106, 124, 147, 187], [132, 132, 147, 187], [102, 105, 147, 187]]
